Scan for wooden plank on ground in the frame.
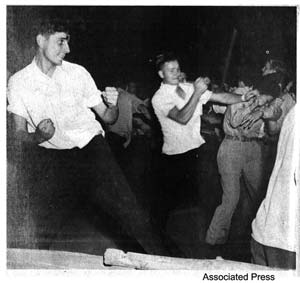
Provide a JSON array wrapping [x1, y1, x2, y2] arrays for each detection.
[[104, 248, 278, 270], [7, 248, 130, 269]]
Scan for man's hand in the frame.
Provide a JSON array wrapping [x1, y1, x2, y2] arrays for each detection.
[[35, 118, 55, 143], [194, 77, 209, 96], [242, 89, 259, 102], [102, 87, 119, 107], [263, 104, 282, 121], [256, 94, 273, 106], [240, 110, 263, 130]]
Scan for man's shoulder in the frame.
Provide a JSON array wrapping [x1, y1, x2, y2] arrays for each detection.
[[9, 62, 35, 84], [61, 60, 88, 74], [152, 84, 172, 98], [151, 86, 177, 113], [151, 87, 164, 106]]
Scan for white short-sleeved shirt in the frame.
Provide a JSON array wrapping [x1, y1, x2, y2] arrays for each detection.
[[7, 59, 105, 149], [152, 83, 212, 155], [252, 104, 299, 253]]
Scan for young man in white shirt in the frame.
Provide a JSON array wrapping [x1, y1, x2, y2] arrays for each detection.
[[151, 52, 257, 234], [7, 18, 168, 256]]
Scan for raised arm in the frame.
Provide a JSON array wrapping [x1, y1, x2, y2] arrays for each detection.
[[167, 77, 208, 125], [209, 89, 258, 105], [92, 87, 119, 125]]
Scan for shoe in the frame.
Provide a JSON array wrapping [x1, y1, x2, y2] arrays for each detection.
[[205, 228, 228, 245]]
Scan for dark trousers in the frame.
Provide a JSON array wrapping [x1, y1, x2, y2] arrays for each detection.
[[156, 147, 202, 231], [251, 238, 296, 270], [10, 135, 167, 255], [105, 132, 127, 162]]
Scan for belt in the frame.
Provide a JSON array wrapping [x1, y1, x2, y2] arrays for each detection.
[[225, 134, 263, 142]]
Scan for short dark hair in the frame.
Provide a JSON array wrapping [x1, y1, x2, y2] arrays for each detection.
[[35, 18, 70, 37], [155, 52, 179, 71]]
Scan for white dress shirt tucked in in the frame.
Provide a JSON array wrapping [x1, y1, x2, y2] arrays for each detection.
[[7, 59, 105, 149], [152, 82, 212, 155], [252, 104, 299, 253]]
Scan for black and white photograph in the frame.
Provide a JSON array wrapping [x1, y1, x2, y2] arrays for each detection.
[[4, 1, 299, 279]]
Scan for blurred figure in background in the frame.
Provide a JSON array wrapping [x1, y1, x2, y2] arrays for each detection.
[[107, 82, 150, 151]]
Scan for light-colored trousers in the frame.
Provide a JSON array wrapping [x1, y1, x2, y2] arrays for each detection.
[[206, 138, 267, 245]]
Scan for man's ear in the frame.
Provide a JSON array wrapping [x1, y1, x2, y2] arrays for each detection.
[[158, 70, 164, 79], [36, 34, 45, 48]]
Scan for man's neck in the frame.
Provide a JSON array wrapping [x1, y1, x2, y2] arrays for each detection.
[[35, 54, 56, 77]]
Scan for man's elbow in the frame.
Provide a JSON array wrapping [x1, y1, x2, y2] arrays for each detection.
[[177, 118, 189, 125], [168, 114, 189, 125]]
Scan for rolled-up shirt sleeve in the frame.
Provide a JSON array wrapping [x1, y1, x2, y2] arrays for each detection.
[[152, 92, 179, 117]]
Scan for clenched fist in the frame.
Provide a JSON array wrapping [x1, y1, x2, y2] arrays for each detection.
[[102, 87, 119, 106], [194, 77, 209, 95], [241, 89, 259, 102], [35, 118, 55, 143]]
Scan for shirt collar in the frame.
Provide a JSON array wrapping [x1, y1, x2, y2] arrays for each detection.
[[160, 82, 180, 91], [31, 57, 65, 80]]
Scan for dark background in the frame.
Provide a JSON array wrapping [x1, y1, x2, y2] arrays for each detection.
[[7, 6, 296, 96]]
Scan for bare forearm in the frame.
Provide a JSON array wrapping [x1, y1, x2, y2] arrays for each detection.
[[168, 91, 201, 125], [102, 105, 119, 125], [210, 92, 243, 105], [11, 114, 49, 145]]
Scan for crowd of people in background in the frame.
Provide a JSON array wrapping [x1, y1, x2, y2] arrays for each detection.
[[7, 18, 298, 270]]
